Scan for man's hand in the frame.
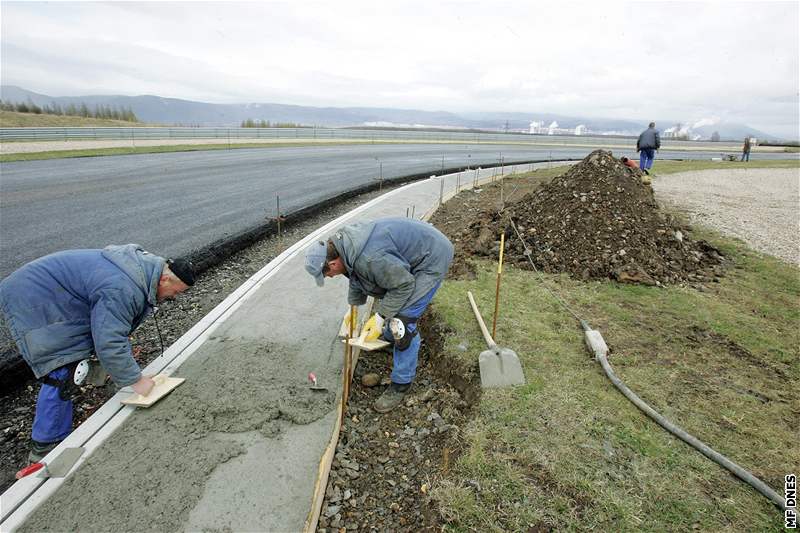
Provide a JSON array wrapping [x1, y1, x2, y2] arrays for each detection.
[[132, 375, 155, 397]]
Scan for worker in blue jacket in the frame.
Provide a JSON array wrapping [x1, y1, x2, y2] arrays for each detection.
[[305, 217, 453, 413], [0, 244, 195, 462], [636, 122, 661, 173]]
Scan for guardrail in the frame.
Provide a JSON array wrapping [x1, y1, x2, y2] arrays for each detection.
[[0, 127, 728, 150]]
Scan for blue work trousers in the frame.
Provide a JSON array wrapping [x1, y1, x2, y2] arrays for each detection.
[[639, 148, 656, 170], [382, 282, 442, 385], [31, 366, 73, 444]]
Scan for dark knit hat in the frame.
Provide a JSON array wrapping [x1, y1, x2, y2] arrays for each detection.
[[167, 258, 195, 286]]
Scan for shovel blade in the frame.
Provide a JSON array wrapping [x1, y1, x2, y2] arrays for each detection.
[[479, 347, 525, 388]]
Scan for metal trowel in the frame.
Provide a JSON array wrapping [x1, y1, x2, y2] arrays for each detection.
[[308, 372, 328, 391]]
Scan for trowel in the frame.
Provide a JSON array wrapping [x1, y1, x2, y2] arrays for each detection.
[[308, 372, 328, 392]]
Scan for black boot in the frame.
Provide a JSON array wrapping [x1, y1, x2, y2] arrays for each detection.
[[28, 439, 60, 463], [373, 382, 411, 413]]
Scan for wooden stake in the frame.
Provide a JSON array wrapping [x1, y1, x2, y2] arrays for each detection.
[[342, 304, 356, 421], [492, 233, 505, 339]]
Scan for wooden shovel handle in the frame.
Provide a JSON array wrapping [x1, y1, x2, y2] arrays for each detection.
[[467, 291, 496, 349]]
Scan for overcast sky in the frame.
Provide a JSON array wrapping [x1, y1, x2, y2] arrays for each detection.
[[1, 1, 798, 137]]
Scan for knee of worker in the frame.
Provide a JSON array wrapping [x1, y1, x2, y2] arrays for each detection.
[[32, 368, 73, 443], [391, 334, 421, 384]]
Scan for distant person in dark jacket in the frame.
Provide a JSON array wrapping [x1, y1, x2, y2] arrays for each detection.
[[636, 122, 661, 173], [0, 244, 195, 462], [305, 218, 453, 413], [741, 136, 752, 162]]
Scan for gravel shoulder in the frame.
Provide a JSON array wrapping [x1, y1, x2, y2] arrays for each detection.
[[652, 167, 800, 265]]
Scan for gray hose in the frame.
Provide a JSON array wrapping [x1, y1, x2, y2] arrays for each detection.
[[594, 342, 785, 511]]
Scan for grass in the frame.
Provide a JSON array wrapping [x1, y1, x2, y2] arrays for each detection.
[[0, 138, 588, 163], [0, 109, 145, 128], [429, 168, 798, 531], [0, 142, 369, 162]]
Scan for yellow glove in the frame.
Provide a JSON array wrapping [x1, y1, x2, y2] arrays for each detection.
[[361, 314, 385, 342], [341, 308, 358, 334]]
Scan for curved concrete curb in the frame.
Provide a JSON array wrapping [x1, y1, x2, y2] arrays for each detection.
[[1, 161, 570, 532]]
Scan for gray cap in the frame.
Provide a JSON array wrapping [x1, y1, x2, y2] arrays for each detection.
[[305, 240, 327, 287]]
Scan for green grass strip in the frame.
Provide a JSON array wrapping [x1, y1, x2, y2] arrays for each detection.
[[430, 193, 797, 531]]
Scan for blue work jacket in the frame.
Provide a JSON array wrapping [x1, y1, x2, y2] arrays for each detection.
[[0, 244, 165, 386], [331, 218, 454, 319]]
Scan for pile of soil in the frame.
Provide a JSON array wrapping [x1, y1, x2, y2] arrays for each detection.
[[459, 150, 726, 285]]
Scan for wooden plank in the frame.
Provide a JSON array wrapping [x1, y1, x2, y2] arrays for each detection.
[[345, 337, 391, 351], [120, 376, 185, 407], [304, 297, 374, 533]]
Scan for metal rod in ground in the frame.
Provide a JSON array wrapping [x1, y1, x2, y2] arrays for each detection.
[[439, 178, 444, 206], [456, 173, 460, 192], [379, 162, 383, 191], [492, 233, 505, 339], [276, 195, 282, 249]]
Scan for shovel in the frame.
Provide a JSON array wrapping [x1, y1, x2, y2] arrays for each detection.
[[467, 291, 525, 388]]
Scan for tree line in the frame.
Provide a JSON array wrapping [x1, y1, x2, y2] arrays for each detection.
[[0, 99, 139, 122], [240, 119, 308, 128]]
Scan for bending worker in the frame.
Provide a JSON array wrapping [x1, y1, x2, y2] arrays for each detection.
[[305, 217, 453, 413], [0, 244, 195, 462]]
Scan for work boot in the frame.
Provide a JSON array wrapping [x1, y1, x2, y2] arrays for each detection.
[[28, 439, 60, 463], [373, 382, 411, 413]]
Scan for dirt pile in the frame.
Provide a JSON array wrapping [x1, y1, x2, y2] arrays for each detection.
[[462, 150, 725, 285]]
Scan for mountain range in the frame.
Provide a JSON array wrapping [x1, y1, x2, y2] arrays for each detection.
[[0, 85, 778, 141]]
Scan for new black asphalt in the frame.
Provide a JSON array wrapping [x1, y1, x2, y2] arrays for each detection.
[[0, 143, 788, 278]]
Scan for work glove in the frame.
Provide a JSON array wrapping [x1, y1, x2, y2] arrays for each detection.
[[361, 313, 385, 342]]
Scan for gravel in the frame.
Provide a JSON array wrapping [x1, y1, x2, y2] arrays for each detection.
[[652, 168, 800, 265]]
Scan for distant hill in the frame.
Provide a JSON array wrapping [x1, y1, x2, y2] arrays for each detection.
[[0, 110, 147, 128], [0, 85, 780, 141]]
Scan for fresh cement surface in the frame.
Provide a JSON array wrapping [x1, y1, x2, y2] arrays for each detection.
[[13, 166, 451, 532]]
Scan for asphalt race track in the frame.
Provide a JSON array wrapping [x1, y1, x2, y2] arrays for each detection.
[[0, 143, 789, 278]]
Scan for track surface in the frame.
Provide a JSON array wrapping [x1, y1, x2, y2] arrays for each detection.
[[0, 143, 789, 277]]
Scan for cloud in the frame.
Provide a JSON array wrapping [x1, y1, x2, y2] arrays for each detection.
[[1, 1, 798, 137]]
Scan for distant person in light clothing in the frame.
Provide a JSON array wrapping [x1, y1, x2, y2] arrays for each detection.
[[636, 122, 661, 174]]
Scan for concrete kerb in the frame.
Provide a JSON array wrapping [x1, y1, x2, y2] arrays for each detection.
[[0, 178, 414, 530], [0, 160, 571, 532]]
